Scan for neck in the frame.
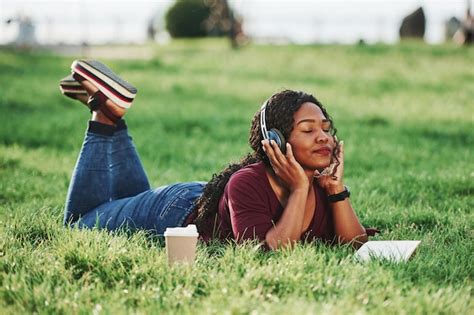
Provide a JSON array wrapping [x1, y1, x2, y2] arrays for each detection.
[[304, 169, 316, 186]]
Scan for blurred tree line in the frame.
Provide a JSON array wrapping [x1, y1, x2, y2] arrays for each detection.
[[165, 0, 244, 48]]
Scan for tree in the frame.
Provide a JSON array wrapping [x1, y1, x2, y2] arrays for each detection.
[[165, 0, 211, 38]]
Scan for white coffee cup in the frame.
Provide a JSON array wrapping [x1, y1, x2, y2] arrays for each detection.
[[164, 224, 199, 265]]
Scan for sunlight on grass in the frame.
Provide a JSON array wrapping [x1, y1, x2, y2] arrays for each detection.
[[0, 41, 473, 314]]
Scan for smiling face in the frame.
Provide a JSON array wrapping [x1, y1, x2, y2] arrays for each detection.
[[287, 102, 336, 171]]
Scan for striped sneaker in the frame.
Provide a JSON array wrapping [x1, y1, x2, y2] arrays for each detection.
[[59, 74, 87, 100], [71, 59, 137, 109]]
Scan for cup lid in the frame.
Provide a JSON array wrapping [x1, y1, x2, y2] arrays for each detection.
[[164, 224, 199, 237]]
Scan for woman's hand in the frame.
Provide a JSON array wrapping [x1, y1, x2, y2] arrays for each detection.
[[262, 140, 309, 191], [315, 141, 367, 246], [315, 141, 345, 195]]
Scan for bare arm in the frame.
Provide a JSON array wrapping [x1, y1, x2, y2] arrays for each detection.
[[265, 186, 308, 249], [328, 193, 367, 246], [261, 140, 310, 250], [316, 142, 367, 247]]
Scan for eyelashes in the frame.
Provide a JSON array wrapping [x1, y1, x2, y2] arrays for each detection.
[[302, 129, 331, 133]]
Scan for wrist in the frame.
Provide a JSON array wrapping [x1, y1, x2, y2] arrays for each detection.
[[327, 185, 350, 203], [326, 184, 345, 195], [291, 183, 309, 193], [291, 177, 310, 192]]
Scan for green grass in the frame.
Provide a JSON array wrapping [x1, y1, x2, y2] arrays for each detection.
[[1, 39, 473, 314]]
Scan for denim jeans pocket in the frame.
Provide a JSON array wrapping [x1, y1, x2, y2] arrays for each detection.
[[158, 188, 191, 219]]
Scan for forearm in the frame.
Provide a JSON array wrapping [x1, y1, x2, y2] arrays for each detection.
[[331, 198, 367, 246], [265, 187, 308, 249]]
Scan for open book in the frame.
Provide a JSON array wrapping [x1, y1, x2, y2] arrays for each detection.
[[355, 240, 421, 263]]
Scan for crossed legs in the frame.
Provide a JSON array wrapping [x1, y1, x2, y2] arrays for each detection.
[[63, 120, 150, 225], [61, 60, 200, 233], [63, 63, 149, 226]]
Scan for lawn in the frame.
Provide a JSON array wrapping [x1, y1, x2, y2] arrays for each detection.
[[0, 40, 472, 314]]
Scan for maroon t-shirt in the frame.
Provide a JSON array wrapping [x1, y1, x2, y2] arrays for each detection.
[[188, 162, 335, 245]]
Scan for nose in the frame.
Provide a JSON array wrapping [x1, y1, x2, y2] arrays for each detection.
[[315, 129, 330, 143]]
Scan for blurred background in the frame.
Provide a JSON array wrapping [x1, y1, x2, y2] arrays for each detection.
[[1, 0, 473, 53]]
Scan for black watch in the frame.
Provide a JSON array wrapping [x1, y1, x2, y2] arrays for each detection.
[[327, 185, 350, 203]]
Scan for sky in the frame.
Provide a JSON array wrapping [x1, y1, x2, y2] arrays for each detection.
[[0, 0, 471, 45]]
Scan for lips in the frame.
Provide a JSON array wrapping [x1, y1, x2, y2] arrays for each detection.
[[314, 147, 332, 155]]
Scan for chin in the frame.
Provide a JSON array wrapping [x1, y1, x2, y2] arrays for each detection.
[[314, 159, 332, 170], [298, 155, 332, 171], [306, 162, 331, 172]]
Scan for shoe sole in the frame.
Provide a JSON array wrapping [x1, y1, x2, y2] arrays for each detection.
[[59, 75, 87, 100], [71, 60, 137, 109]]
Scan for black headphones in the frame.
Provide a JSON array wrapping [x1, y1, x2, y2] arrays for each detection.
[[260, 98, 286, 154]]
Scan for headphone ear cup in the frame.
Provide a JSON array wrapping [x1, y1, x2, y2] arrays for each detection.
[[268, 128, 286, 154]]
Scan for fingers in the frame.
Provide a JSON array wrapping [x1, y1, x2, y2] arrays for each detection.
[[316, 140, 346, 189], [313, 169, 321, 178], [270, 140, 287, 165], [262, 139, 286, 166], [334, 140, 344, 178], [262, 140, 286, 174], [285, 143, 296, 163], [315, 172, 331, 188], [261, 140, 282, 170]]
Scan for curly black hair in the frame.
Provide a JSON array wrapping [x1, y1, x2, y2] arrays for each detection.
[[193, 89, 338, 232]]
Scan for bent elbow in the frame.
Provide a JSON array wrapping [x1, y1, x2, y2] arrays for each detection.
[[352, 233, 368, 249], [336, 233, 368, 249], [265, 233, 298, 250]]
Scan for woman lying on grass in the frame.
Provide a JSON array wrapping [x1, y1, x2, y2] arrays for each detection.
[[61, 60, 375, 250]]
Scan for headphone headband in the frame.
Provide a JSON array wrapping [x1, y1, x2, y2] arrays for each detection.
[[259, 95, 287, 153], [260, 99, 270, 140]]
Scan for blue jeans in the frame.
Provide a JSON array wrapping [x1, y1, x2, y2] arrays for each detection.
[[63, 121, 205, 235]]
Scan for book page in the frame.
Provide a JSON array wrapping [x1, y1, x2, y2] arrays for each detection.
[[355, 240, 421, 263]]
